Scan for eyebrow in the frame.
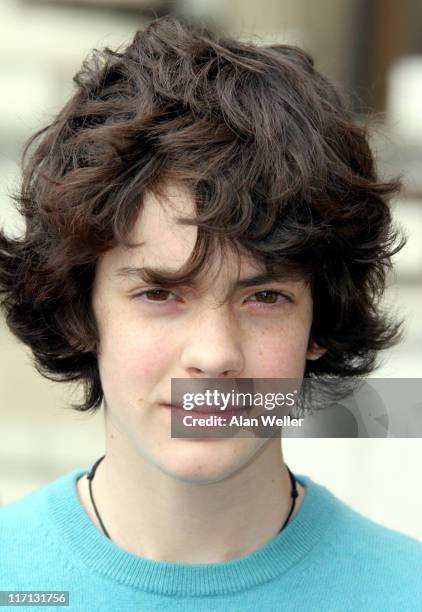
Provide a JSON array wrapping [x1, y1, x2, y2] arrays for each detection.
[[115, 265, 301, 291]]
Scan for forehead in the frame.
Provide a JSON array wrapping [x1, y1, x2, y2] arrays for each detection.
[[100, 181, 256, 279], [130, 181, 202, 268], [96, 180, 309, 292]]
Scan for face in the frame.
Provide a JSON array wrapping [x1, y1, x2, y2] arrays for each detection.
[[91, 181, 325, 483]]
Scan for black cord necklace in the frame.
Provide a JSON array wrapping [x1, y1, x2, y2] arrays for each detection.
[[86, 455, 298, 541]]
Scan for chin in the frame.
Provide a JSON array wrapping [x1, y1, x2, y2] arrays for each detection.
[[155, 437, 265, 484]]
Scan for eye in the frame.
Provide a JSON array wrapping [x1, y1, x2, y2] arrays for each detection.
[[246, 290, 291, 307], [134, 289, 176, 303], [132, 288, 292, 307]]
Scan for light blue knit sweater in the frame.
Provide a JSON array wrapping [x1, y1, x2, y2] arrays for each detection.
[[1, 468, 421, 611]]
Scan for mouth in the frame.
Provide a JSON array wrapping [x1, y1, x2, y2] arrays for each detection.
[[161, 403, 248, 416]]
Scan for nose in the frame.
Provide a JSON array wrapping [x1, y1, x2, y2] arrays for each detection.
[[180, 307, 245, 378]]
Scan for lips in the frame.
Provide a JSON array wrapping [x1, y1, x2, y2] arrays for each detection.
[[162, 403, 247, 415]]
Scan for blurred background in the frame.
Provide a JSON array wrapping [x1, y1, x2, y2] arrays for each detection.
[[0, 0, 421, 540]]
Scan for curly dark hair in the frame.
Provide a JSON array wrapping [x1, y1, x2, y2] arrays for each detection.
[[0, 15, 406, 413]]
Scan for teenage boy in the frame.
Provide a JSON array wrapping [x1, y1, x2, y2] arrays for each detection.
[[1, 15, 421, 612]]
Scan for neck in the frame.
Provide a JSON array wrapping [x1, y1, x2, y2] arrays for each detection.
[[77, 434, 305, 563]]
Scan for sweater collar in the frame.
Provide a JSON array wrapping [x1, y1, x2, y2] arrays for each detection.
[[49, 467, 338, 596]]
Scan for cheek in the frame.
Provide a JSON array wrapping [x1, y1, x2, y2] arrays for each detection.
[[99, 319, 171, 388], [250, 324, 311, 378]]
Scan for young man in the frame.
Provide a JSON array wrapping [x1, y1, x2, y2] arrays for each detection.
[[0, 15, 421, 611]]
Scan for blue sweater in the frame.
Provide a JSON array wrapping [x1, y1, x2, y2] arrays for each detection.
[[1, 468, 421, 611]]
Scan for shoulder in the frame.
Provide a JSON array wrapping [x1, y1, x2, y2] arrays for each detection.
[[300, 476, 422, 600], [0, 480, 55, 581], [330, 492, 422, 560], [0, 468, 86, 528], [0, 469, 87, 572], [0, 481, 49, 533]]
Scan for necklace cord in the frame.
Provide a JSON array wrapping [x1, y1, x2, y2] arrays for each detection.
[[86, 454, 111, 540], [86, 455, 298, 541]]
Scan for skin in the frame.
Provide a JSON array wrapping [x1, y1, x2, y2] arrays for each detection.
[[76, 180, 326, 563]]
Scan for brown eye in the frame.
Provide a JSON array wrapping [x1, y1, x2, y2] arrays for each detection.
[[253, 290, 283, 304], [140, 289, 173, 302], [256, 291, 278, 303], [245, 290, 291, 308]]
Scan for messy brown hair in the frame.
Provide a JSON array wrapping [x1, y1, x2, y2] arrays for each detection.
[[0, 16, 406, 413]]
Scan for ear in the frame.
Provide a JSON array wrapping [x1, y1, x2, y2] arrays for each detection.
[[306, 339, 327, 361]]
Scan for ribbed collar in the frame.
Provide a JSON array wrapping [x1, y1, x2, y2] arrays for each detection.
[[48, 468, 338, 597]]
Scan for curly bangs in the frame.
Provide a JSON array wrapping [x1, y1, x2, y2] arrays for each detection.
[[0, 15, 406, 413]]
